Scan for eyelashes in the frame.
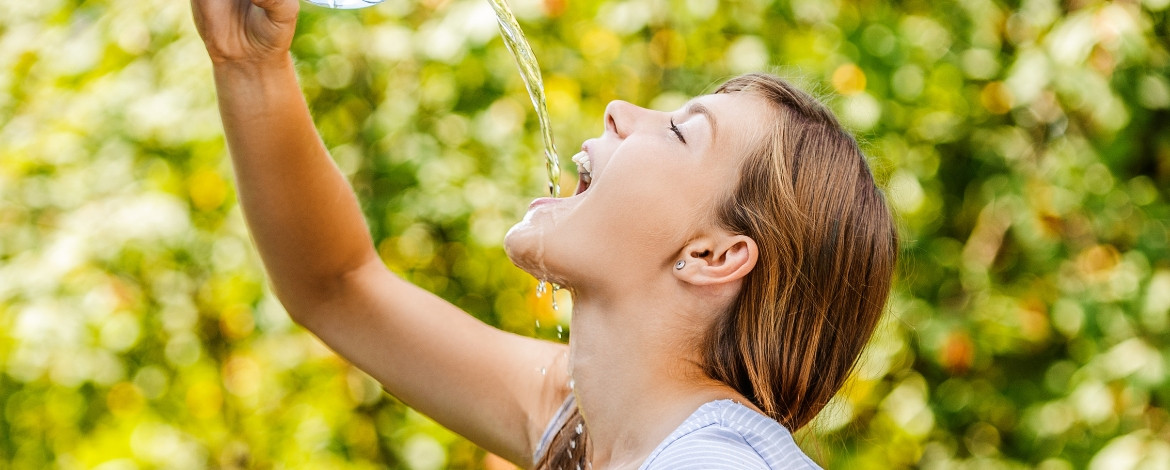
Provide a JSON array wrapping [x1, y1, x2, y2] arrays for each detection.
[[669, 118, 686, 144]]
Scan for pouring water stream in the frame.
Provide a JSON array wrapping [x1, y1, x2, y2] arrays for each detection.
[[304, 0, 567, 311]]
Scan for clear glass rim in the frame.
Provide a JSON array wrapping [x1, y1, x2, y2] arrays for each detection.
[[302, 0, 384, 9]]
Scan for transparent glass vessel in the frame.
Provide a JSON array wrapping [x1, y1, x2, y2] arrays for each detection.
[[303, 0, 383, 9]]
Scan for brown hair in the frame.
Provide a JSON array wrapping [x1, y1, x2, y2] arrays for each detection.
[[535, 73, 898, 469]]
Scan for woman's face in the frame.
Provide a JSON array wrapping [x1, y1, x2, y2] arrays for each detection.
[[505, 92, 771, 289]]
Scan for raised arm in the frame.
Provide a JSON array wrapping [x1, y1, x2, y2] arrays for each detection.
[[190, 0, 569, 465], [193, 0, 372, 300]]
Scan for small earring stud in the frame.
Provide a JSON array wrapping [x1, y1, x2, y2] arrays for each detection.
[[675, 260, 686, 270]]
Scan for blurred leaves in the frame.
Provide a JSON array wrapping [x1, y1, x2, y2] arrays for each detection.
[[1, 0, 1168, 468]]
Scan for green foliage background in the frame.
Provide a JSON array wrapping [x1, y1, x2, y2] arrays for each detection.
[[1, 0, 1168, 468]]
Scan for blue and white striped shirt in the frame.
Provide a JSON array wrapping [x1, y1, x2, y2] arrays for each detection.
[[535, 397, 823, 469]]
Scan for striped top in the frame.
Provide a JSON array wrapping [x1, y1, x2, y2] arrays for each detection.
[[535, 397, 822, 469]]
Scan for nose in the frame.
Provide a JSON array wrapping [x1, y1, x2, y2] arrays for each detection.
[[603, 100, 646, 139]]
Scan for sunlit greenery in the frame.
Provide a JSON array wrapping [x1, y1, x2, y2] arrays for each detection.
[[1, 0, 1168, 468]]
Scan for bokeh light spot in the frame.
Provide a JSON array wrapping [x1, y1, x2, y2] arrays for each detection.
[[831, 63, 867, 95]]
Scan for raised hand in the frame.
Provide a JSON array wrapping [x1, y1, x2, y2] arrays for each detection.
[[190, 0, 299, 64]]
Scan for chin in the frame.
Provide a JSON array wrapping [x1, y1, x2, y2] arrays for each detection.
[[505, 212, 577, 286], [504, 214, 551, 280]]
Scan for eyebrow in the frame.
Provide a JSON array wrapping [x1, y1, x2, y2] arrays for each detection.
[[686, 102, 717, 142]]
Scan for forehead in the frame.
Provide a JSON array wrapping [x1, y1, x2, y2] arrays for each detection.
[[691, 92, 774, 158]]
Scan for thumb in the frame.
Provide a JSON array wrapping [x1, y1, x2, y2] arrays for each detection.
[[251, 0, 299, 24]]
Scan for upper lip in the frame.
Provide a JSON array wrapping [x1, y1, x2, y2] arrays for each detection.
[[581, 140, 596, 156], [581, 141, 599, 168]]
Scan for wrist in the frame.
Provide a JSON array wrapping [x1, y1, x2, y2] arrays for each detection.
[[211, 53, 297, 77], [210, 52, 305, 120]]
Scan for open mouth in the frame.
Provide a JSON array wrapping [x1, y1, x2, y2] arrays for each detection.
[[572, 151, 592, 195]]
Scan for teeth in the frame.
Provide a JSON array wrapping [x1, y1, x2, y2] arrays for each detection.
[[572, 151, 592, 173], [572, 151, 592, 183]]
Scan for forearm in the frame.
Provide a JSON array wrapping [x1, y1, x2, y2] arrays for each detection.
[[213, 55, 377, 310]]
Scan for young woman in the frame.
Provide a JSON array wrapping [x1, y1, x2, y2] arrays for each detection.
[[191, 0, 897, 468]]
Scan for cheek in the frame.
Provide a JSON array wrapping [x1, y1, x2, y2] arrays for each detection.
[[577, 178, 692, 252], [604, 155, 696, 220]]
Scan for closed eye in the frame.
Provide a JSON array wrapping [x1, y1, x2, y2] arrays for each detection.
[[669, 118, 686, 144]]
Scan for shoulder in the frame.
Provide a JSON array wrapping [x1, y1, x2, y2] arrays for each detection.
[[643, 425, 772, 469], [641, 401, 822, 470]]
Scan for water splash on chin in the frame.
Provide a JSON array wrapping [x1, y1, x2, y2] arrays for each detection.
[[507, 206, 566, 313], [504, 205, 557, 283]]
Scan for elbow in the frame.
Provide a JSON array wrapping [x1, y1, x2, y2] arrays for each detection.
[[268, 258, 383, 328], [270, 282, 324, 328]]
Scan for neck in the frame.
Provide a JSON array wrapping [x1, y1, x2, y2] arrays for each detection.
[[566, 282, 740, 469]]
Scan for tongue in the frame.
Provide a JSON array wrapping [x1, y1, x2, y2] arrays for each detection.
[[574, 179, 587, 195]]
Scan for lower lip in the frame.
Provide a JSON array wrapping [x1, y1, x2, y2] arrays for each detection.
[[528, 197, 556, 209]]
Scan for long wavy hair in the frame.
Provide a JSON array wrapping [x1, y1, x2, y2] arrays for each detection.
[[535, 73, 898, 469]]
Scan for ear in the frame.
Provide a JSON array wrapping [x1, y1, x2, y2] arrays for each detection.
[[673, 234, 758, 287]]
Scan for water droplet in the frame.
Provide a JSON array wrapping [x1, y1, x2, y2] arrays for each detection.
[[575, 422, 583, 434], [551, 283, 562, 311], [535, 319, 541, 329], [568, 379, 575, 389], [536, 280, 547, 297], [569, 440, 576, 449], [540, 367, 546, 376]]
